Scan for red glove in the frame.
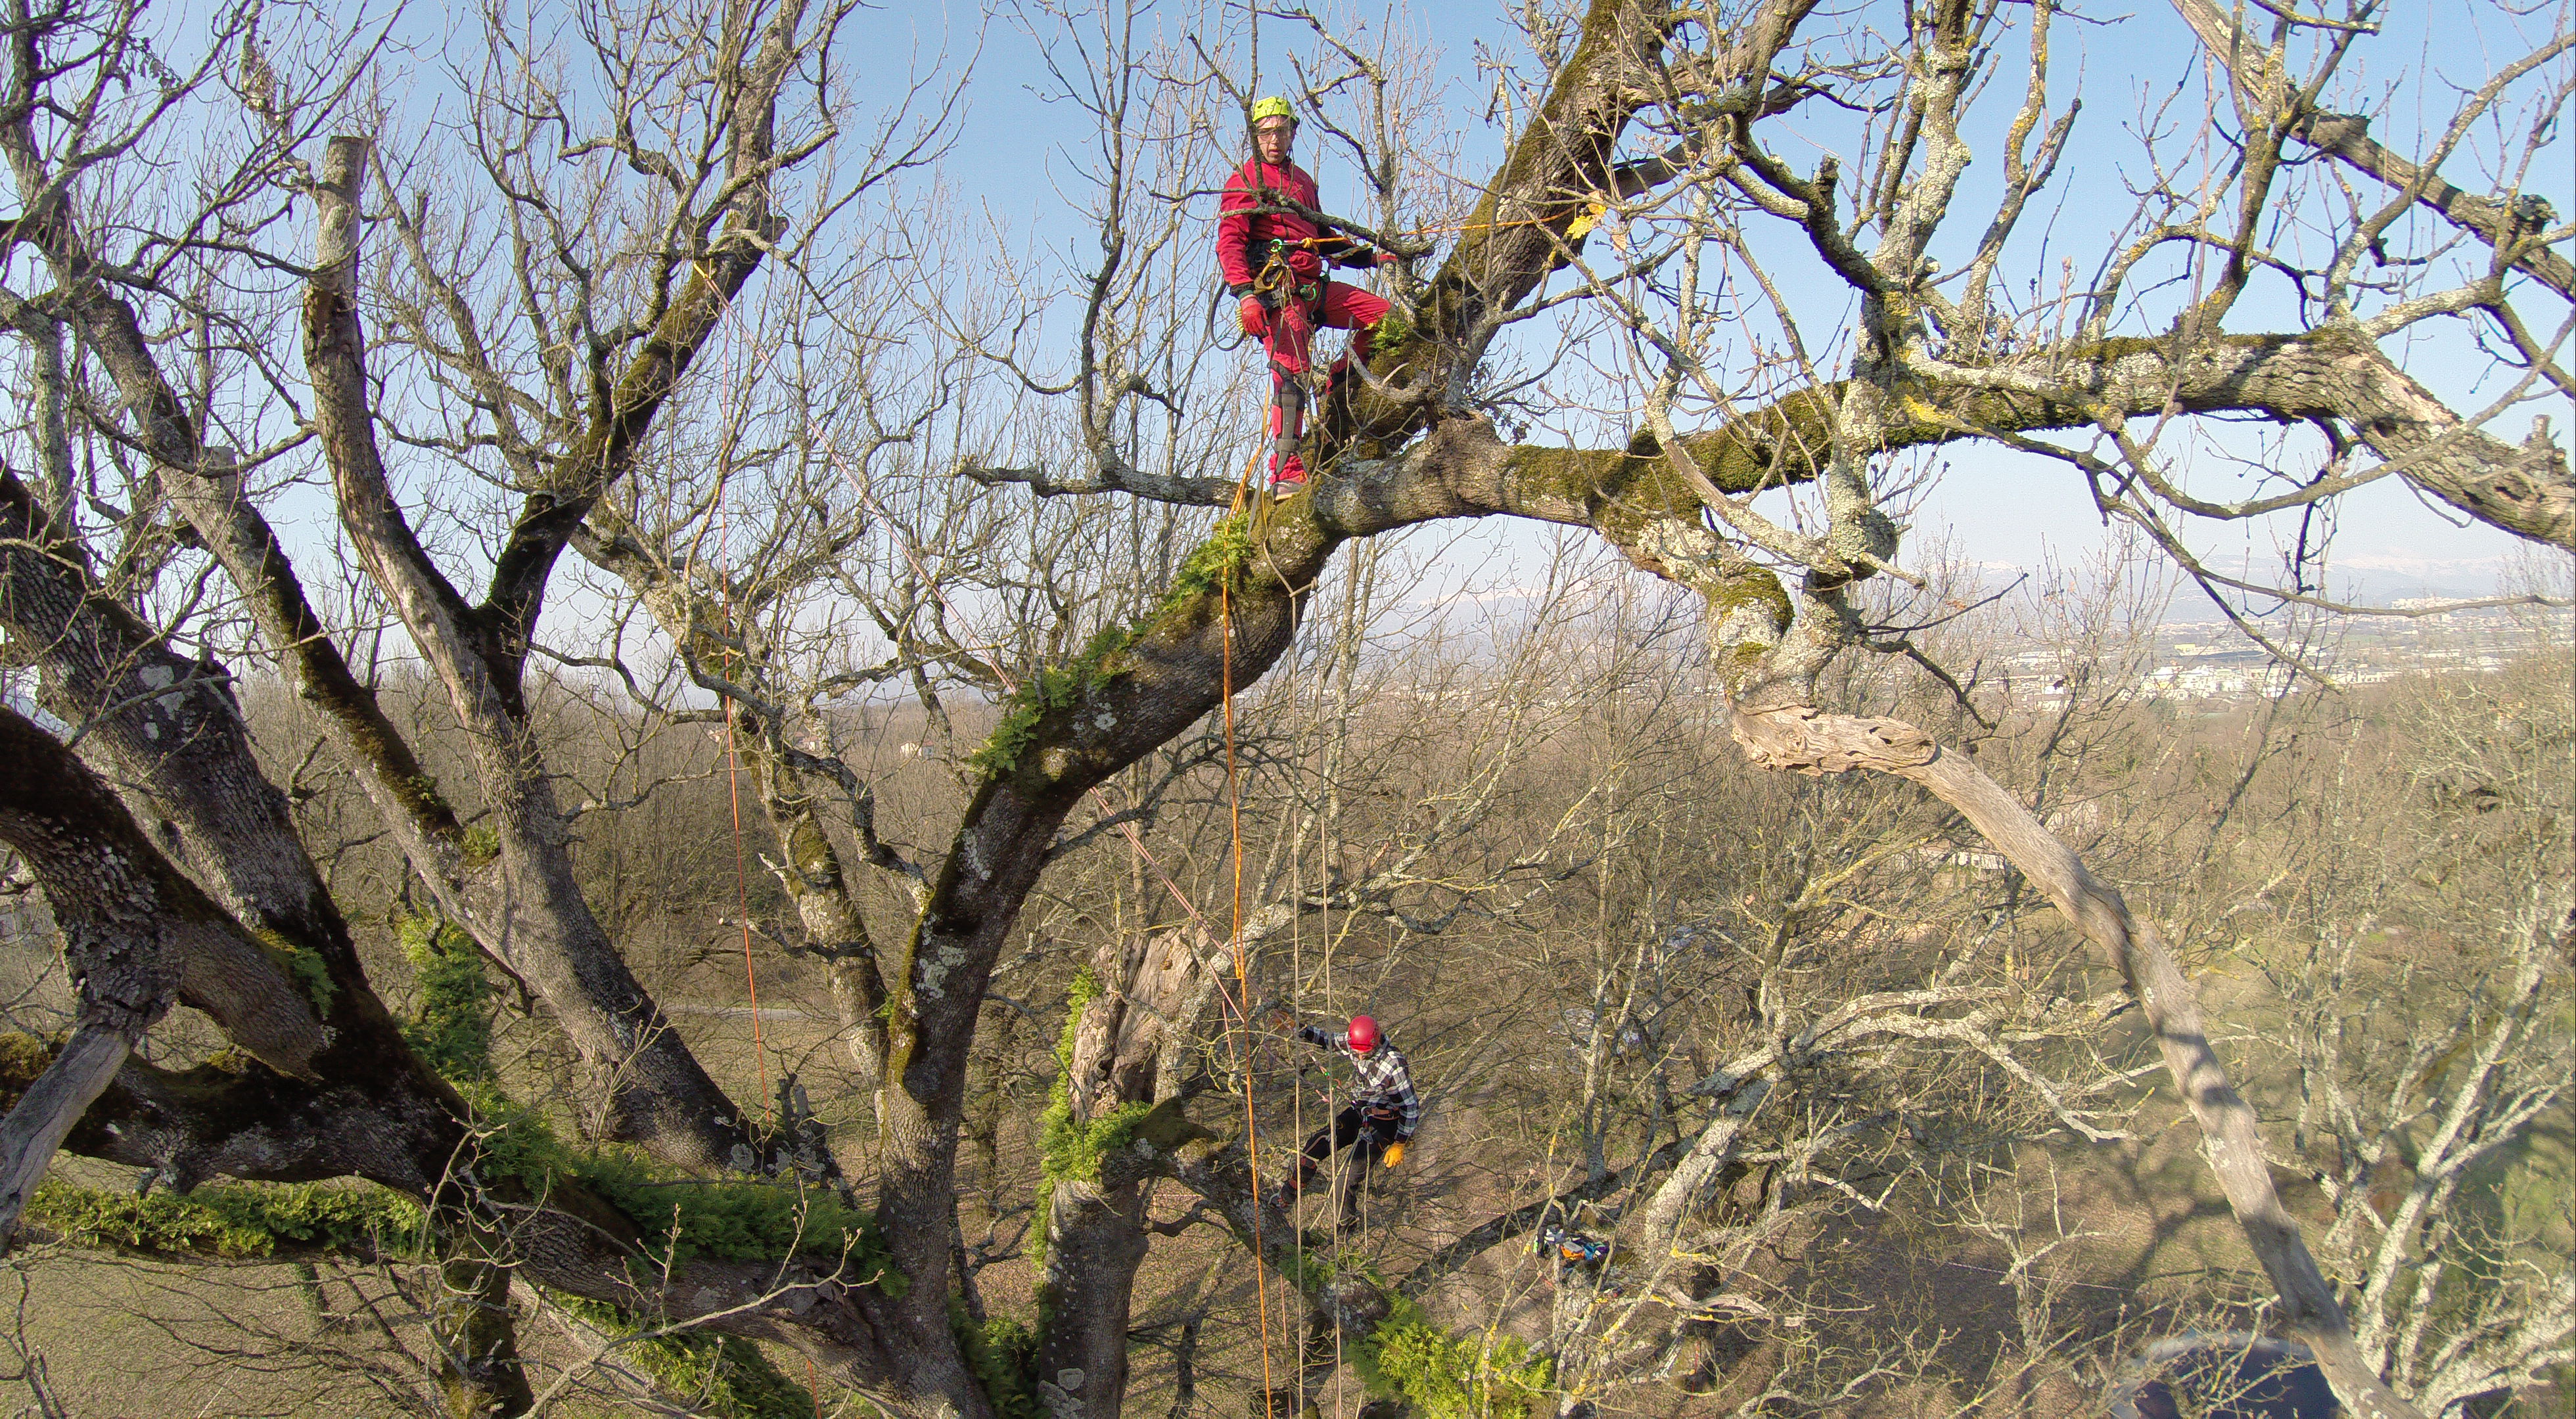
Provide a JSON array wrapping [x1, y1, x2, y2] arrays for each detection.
[[1374, 251, 1399, 267], [1238, 295, 1271, 334], [1285, 246, 1323, 279]]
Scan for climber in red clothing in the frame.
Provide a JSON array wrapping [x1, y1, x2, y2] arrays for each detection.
[[1218, 97, 1396, 497]]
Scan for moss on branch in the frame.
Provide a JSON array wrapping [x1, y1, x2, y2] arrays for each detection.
[[954, 1303, 1042, 1419], [467, 1086, 898, 1284], [1277, 1251, 1553, 1419], [398, 912, 494, 1082], [1354, 1301, 1555, 1419], [31, 1177, 426, 1259], [1495, 333, 2364, 544], [557, 1294, 819, 1419], [967, 512, 1256, 778]]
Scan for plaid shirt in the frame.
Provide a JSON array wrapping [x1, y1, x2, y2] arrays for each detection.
[[1299, 1025, 1420, 1139]]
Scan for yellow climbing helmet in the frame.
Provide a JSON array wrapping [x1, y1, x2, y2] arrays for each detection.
[[1251, 95, 1296, 126]]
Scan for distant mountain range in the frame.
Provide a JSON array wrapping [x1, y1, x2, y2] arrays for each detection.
[[2316, 552, 2534, 602]]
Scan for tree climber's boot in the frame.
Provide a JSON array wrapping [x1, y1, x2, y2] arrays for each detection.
[[1269, 1158, 1317, 1210], [1268, 380, 1308, 498]]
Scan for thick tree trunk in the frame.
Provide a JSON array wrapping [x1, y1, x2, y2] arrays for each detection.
[[1038, 1180, 1153, 1419], [0, 491, 330, 1064], [1035, 930, 1221, 1419], [857, 506, 1339, 1415]]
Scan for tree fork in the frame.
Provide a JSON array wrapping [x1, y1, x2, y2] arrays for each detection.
[[303, 134, 756, 1171]]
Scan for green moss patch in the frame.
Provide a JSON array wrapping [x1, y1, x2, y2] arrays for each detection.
[[954, 1304, 1042, 1419], [1035, 969, 1154, 1194], [398, 912, 495, 1083], [1350, 1292, 1554, 1419], [247, 926, 338, 1016], [1163, 514, 1254, 606], [386, 927, 897, 1287], [1038, 1100, 1155, 1192], [559, 1294, 818, 1419], [32, 1178, 426, 1260]]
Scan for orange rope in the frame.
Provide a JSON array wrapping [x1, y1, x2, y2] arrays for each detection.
[[722, 694, 772, 1125], [1221, 555, 1281, 1419], [714, 488, 773, 1128]]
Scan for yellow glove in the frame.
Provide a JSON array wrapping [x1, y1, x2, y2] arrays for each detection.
[[1381, 1140, 1406, 1168]]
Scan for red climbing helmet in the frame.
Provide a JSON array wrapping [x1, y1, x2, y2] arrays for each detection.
[[1347, 1015, 1378, 1054]]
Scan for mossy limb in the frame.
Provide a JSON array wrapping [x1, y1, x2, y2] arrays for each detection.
[[31, 1178, 427, 1259], [965, 514, 1258, 778], [463, 1086, 903, 1290], [559, 1294, 818, 1419]]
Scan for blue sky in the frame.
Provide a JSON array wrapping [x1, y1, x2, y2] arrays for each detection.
[[115, 0, 2564, 653], [848, 0, 2567, 602]]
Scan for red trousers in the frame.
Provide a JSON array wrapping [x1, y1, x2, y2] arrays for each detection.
[[1241, 278, 1391, 376], [1241, 279, 1390, 480]]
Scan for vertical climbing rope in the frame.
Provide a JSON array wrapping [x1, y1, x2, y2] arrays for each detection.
[[715, 471, 773, 1131], [822, 435, 1290, 1410], [1222, 463, 1284, 1419]]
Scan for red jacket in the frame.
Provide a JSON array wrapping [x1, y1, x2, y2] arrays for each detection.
[[1217, 157, 1366, 292]]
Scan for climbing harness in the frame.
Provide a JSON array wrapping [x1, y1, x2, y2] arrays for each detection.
[[1241, 236, 1356, 507]]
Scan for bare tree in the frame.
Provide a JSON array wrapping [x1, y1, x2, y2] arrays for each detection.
[[0, 0, 2563, 1416], [969, 1, 2571, 1416]]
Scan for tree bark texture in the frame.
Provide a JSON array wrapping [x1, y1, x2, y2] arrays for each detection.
[[302, 135, 754, 1170], [429, 1244, 536, 1419], [0, 476, 354, 958], [0, 704, 327, 1241], [0, 706, 325, 1078], [1037, 929, 1220, 1419]]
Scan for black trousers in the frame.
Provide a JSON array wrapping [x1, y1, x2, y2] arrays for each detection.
[[1293, 1105, 1404, 1203]]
